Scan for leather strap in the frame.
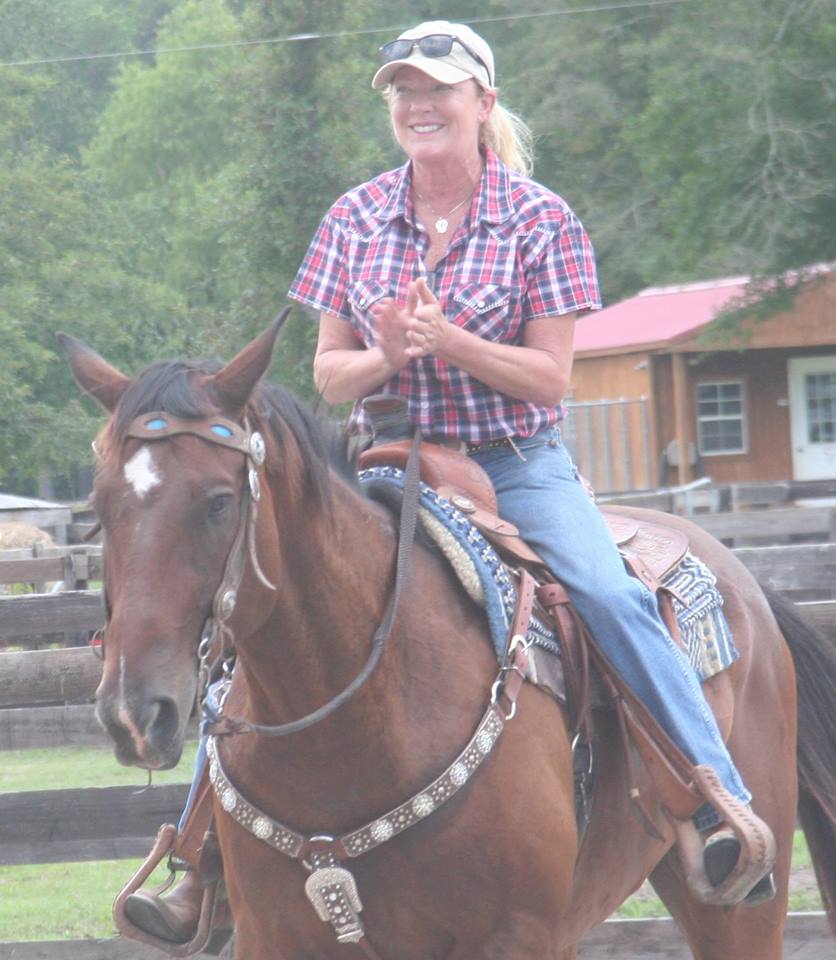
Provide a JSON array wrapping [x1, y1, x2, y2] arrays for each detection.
[[586, 639, 703, 821], [536, 582, 591, 740]]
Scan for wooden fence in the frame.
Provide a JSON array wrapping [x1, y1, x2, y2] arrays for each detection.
[[0, 913, 829, 959], [1, 521, 834, 958]]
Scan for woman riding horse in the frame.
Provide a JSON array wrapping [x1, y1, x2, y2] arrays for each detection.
[[119, 19, 774, 943]]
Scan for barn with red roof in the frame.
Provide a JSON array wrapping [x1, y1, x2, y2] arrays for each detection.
[[565, 266, 836, 494]]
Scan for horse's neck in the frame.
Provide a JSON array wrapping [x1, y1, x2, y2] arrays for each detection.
[[237, 483, 401, 722], [233, 477, 494, 756]]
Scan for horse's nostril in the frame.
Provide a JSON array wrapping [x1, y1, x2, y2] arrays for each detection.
[[143, 697, 179, 742]]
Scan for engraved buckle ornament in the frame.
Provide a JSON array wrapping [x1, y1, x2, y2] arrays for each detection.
[[304, 866, 365, 944]]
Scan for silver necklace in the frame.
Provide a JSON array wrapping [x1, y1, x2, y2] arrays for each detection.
[[414, 188, 472, 235]]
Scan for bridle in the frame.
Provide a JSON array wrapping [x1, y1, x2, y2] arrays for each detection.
[[98, 407, 424, 738]]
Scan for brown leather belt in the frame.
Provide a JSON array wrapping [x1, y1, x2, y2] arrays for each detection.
[[426, 435, 522, 456]]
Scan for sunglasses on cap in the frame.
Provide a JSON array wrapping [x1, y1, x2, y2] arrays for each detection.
[[379, 34, 492, 84]]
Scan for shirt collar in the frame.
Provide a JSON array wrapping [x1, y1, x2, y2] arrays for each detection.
[[374, 149, 515, 228], [375, 159, 415, 226], [473, 149, 515, 226]]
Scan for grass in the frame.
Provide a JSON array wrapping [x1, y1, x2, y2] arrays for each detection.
[[1, 744, 198, 941], [0, 742, 199, 794], [0, 744, 826, 939]]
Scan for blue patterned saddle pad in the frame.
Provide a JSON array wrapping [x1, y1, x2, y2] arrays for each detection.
[[359, 467, 738, 682]]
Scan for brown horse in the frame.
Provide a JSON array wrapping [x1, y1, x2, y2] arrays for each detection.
[[61, 323, 835, 959]]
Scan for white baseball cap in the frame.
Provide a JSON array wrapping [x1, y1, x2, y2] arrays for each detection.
[[371, 21, 495, 91]]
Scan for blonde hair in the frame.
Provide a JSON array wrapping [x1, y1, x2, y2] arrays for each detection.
[[480, 97, 534, 176]]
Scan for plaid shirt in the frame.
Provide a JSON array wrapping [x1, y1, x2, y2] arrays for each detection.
[[289, 149, 600, 441]]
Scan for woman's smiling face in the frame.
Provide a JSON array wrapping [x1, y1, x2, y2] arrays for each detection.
[[388, 66, 495, 165]]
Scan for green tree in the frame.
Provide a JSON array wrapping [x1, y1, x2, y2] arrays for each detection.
[[204, 0, 403, 398], [0, 145, 189, 491], [0, 0, 177, 157], [628, 0, 836, 280]]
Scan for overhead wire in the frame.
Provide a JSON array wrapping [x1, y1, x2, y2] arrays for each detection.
[[0, 0, 698, 69]]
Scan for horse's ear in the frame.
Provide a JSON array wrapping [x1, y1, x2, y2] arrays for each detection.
[[207, 308, 290, 412], [57, 333, 132, 413]]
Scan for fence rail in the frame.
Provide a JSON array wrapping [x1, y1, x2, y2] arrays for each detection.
[[0, 913, 829, 959]]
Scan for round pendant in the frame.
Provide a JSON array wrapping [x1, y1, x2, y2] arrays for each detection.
[[435, 217, 449, 234]]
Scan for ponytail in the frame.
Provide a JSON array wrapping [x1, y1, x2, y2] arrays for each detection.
[[480, 99, 534, 177]]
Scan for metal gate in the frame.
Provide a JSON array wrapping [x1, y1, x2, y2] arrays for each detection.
[[563, 397, 653, 495]]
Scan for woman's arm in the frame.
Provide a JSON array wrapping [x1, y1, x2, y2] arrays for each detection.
[[313, 313, 394, 404], [406, 278, 576, 407]]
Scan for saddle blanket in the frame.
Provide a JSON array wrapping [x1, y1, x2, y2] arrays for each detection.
[[359, 467, 738, 682]]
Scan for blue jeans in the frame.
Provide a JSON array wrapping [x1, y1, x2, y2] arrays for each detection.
[[471, 426, 750, 827]]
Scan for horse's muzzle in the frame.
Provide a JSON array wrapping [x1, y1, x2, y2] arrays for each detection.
[[97, 693, 186, 770]]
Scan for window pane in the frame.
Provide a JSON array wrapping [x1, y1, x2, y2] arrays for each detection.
[[697, 381, 745, 454]]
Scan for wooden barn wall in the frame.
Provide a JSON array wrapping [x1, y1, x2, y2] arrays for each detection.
[[569, 352, 653, 402], [567, 352, 657, 491], [685, 350, 793, 483], [697, 272, 836, 352]]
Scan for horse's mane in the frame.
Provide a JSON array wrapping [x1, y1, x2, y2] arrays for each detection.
[[102, 358, 358, 502]]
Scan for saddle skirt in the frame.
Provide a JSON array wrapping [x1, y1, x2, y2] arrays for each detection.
[[357, 464, 739, 691]]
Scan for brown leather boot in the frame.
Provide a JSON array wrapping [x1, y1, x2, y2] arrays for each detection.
[[123, 870, 205, 944]]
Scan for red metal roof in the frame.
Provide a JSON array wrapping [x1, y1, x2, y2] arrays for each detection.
[[575, 276, 749, 355]]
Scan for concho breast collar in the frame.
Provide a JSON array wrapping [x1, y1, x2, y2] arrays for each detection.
[[205, 571, 537, 956]]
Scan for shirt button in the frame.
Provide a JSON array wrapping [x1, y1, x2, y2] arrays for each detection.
[[477, 300, 485, 308]]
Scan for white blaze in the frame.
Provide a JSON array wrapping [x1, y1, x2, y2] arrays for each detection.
[[124, 446, 162, 499]]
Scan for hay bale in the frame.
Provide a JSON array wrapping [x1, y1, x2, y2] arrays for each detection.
[[0, 522, 55, 550]]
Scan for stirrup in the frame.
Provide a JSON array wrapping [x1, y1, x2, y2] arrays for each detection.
[[113, 823, 221, 957], [672, 765, 776, 906]]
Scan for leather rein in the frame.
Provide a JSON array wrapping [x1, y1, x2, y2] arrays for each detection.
[[104, 409, 424, 739]]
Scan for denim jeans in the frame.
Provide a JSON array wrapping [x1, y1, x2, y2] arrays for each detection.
[[471, 426, 750, 828]]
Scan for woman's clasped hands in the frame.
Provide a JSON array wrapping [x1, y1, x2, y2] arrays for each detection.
[[370, 277, 449, 368]]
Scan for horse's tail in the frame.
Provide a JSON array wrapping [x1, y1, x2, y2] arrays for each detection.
[[765, 588, 836, 934]]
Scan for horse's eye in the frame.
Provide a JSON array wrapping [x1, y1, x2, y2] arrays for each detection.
[[207, 493, 233, 519]]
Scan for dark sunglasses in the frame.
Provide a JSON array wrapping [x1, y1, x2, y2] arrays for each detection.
[[379, 34, 492, 84]]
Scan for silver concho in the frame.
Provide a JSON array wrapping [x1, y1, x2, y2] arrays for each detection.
[[450, 762, 469, 786], [249, 432, 266, 465], [450, 494, 475, 514], [370, 819, 394, 843], [220, 589, 237, 619], [252, 816, 273, 840]]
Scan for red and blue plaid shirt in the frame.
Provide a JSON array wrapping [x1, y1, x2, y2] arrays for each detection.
[[289, 149, 600, 441]]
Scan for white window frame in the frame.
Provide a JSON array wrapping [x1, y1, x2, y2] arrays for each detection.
[[696, 380, 748, 456]]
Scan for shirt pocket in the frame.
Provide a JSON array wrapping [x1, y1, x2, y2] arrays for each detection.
[[347, 279, 392, 343], [450, 283, 516, 340]]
